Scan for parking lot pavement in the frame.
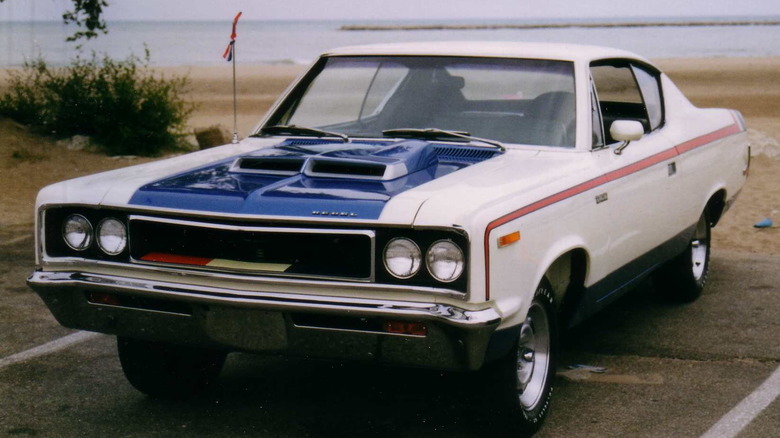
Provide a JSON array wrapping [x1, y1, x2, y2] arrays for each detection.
[[1, 229, 778, 437]]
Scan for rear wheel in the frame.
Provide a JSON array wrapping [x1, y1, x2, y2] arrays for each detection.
[[481, 279, 557, 435], [654, 211, 711, 303], [117, 337, 227, 399]]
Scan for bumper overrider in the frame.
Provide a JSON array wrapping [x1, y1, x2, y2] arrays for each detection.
[[28, 270, 502, 371]]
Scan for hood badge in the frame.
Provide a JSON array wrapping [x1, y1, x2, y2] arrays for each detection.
[[312, 211, 358, 217]]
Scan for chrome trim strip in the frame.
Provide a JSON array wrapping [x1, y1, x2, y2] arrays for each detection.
[[36, 259, 466, 299], [38, 208, 47, 264], [128, 215, 377, 236], [127, 215, 377, 282], [29, 271, 500, 328]]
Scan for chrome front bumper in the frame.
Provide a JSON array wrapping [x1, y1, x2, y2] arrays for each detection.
[[28, 270, 502, 371]]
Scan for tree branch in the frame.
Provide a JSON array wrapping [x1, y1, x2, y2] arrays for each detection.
[[61, 0, 110, 42]]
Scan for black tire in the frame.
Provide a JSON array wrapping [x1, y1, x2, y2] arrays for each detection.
[[480, 279, 558, 436], [117, 337, 227, 399], [653, 211, 711, 303]]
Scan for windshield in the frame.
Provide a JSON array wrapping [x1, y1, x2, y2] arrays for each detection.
[[265, 56, 576, 147]]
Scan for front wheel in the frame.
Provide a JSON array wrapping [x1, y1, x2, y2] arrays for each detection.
[[653, 211, 711, 303], [117, 337, 227, 399], [480, 279, 558, 435]]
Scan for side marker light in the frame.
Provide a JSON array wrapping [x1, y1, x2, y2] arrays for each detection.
[[498, 231, 521, 248]]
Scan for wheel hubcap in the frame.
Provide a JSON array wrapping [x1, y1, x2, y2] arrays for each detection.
[[691, 216, 709, 280], [516, 301, 551, 410]]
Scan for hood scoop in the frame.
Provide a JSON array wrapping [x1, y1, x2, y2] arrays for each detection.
[[230, 156, 305, 176], [304, 158, 389, 179], [229, 139, 438, 181]]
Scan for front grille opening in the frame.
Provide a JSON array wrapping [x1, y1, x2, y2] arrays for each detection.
[[309, 160, 386, 177], [86, 291, 192, 316], [129, 220, 372, 280]]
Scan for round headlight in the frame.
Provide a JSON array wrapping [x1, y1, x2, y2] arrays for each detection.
[[63, 214, 93, 251], [97, 218, 127, 255], [426, 240, 464, 283], [383, 238, 422, 279]]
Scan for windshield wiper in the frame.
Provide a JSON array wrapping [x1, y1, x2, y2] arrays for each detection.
[[382, 128, 505, 152], [255, 125, 350, 143]]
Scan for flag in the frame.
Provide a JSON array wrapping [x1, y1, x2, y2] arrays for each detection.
[[223, 12, 242, 62]]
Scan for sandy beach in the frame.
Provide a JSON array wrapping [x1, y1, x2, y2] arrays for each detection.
[[1, 57, 778, 255]]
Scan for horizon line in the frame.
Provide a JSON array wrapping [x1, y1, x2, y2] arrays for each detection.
[[3, 15, 780, 24]]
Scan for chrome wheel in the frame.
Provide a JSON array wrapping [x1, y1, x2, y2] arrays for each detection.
[[516, 300, 551, 410], [478, 281, 557, 435], [691, 214, 709, 281], [653, 210, 711, 303]]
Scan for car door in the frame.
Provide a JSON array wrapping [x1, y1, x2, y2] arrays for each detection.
[[587, 60, 680, 303]]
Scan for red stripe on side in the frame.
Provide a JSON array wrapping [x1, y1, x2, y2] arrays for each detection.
[[604, 147, 678, 182], [482, 122, 740, 300], [675, 123, 742, 155], [140, 252, 213, 266]]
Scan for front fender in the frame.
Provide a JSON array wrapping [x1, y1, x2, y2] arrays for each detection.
[[494, 234, 589, 329]]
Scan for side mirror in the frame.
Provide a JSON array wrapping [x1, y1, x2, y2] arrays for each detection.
[[610, 120, 644, 142], [610, 120, 644, 154]]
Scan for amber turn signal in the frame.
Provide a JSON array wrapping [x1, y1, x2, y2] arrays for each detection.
[[498, 231, 521, 248]]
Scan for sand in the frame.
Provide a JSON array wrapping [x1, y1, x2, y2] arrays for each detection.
[[1, 57, 778, 255]]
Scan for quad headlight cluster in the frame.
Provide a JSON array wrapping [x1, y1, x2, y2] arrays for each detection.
[[383, 237, 465, 283], [62, 214, 127, 255]]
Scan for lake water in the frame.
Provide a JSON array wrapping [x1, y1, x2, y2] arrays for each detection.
[[1, 18, 780, 67]]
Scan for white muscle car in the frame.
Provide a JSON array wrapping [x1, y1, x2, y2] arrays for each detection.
[[29, 42, 749, 434]]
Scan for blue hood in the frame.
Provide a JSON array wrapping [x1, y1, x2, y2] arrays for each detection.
[[129, 139, 499, 219]]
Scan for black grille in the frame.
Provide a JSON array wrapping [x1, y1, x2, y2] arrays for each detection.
[[434, 145, 498, 163], [129, 218, 372, 280]]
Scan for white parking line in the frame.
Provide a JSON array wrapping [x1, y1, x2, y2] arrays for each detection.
[[700, 364, 780, 438], [0, 331, 100, 371]]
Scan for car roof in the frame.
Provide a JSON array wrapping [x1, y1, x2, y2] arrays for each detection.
[[323, 41, 650, 65]]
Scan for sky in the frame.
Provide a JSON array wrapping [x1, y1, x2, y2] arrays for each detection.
[[1, 0, 780, 22]]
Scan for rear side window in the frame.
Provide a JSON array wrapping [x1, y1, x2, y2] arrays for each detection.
[[591, 64, 643, 104], [632, 65, 663, 131], [591, 60, 665, 144]]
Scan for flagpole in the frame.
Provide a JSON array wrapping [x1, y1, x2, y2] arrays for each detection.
[[232, 38, 238, 144], [223, 11, 242, 144]]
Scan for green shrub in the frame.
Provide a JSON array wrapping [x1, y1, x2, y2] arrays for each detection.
[[0, 51, 192, 156]]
